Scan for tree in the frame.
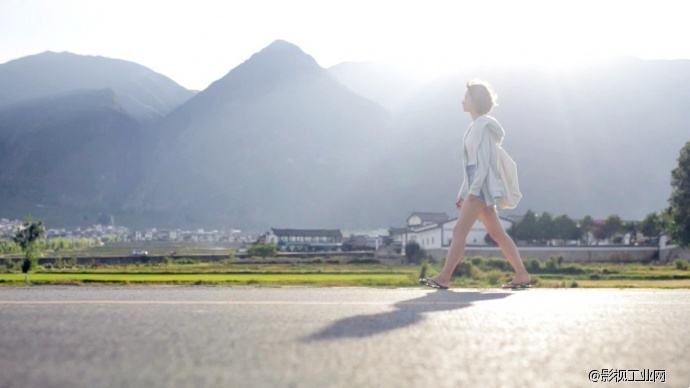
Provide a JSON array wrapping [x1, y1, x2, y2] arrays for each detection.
[[640, 212, 662, 239], [593, 223, 608, 243], [13, 216, 45, 284], [623, 221, 638, 244], [668, 140, 690, 247], [579, 215, 595, 244], [553, 214, 581, 244], [536, 212, 554, 242], [511, 210, 538, 243], [603, 214, 623, 243], [248, 243, 277, 258], [404, 241, 426, 264]]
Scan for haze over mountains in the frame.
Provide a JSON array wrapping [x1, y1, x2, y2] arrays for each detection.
[[0, 40, 688, 231]]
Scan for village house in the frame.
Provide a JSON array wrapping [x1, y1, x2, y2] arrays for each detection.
[[266, 228, 343, 252], [400, 211, 514, 251]]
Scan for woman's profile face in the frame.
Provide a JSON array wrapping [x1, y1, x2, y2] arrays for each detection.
[[462, 91, 475, 113]]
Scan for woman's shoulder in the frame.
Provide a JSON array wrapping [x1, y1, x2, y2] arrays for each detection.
[[471, 116, 496, 130], [478, 115, 501, 126]]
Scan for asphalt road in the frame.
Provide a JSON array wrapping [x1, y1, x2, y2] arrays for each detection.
[[0, 287, 688, 388]]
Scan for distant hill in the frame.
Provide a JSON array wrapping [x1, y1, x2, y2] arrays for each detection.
[[0, 51, 194, 123], [0, 89, 145, 224]]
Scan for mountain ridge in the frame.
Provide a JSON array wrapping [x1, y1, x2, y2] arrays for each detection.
[[1, 43, 688, 230], [0, 51, 195, 123]]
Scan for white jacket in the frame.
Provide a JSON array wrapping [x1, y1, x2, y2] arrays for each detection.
[[457, 115, 505, 205]]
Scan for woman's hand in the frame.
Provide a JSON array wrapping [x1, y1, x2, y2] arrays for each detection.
[[457, 195, 480, 208]]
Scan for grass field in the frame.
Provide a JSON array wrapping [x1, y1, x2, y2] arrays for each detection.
[[0, 272, 412, 287], [1, 256, 689, 288], [0, 261, 419, 287]]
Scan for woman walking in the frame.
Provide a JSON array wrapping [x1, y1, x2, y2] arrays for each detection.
[[420, 80, 531, 289]]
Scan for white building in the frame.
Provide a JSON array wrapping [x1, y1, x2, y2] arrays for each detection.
[[266, 228, 343, 252], [401, 212, 451, 251], [401, 211, 514, 251]]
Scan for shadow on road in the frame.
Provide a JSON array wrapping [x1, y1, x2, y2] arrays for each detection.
[[303, 290, 512, 341]]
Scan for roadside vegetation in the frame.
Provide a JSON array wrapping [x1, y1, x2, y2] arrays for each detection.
[[0, 254, 688, 288], [12, 216, 45, 284], [428, 255, 690, 289]]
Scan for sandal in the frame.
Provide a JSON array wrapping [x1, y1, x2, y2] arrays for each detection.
[[501, 282, 531, 289], [419, 278, 449, 290]]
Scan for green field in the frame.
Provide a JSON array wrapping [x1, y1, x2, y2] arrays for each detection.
[[0, 261, 419, 287], [0, 272, 412, 287], [1, 256, 689, 288]]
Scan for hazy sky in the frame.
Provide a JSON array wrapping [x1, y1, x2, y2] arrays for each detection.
[[2, 0, 689, 90]]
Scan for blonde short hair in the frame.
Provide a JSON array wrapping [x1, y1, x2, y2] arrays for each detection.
[[466, 80, 497, 115]]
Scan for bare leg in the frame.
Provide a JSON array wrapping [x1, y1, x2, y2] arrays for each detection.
[[431, 196, 486, 287], [478, 206, 531, 283]]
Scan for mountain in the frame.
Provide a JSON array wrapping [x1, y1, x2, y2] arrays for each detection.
[[124, 40, 393, 229], [1, 43, 689, 230], [0, 51, 195, 123], [0, 89, 145, 224]]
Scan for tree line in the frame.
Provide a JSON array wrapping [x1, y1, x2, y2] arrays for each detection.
[[512, 138, 690, 248], [0, 236, 103, 254], [508, 211, 647, 245]]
